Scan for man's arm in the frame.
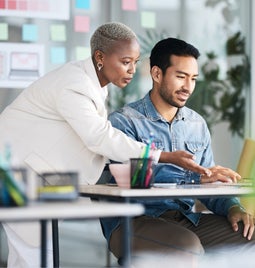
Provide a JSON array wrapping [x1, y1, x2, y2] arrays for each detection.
[[228, 205, 254, 240]]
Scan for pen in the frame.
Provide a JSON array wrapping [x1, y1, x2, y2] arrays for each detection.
[[140, 133, 154, 186]]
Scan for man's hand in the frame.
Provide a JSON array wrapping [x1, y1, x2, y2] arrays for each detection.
[[200, 165, 241, 183], [228, 205, 254, 240], [160, 151, 211, 176]]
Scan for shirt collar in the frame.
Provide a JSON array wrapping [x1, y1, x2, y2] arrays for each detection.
[[175, 108, 186, 121], [143, 91, 187, 122]]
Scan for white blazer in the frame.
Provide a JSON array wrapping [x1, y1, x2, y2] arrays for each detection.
[[0, 57, 145, 185], [0, 57, 147, 251]]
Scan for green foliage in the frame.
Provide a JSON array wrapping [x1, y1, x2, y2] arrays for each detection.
[[138, 29, 169, 57], [187, 33, 250, 138], [226, 31, 245, 55]]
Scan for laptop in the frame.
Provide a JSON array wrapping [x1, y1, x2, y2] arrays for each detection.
[[9, 51, 40, 80]]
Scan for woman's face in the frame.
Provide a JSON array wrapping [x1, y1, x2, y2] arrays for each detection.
[[98, 38, 140, 88]]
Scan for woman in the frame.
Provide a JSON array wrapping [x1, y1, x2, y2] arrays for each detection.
[[0, 22, 209, 267]]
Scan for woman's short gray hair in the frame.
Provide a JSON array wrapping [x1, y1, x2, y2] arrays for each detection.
[[90, 22, 137, 55]]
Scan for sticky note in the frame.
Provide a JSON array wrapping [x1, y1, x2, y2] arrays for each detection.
[[75, 46, 90, 60], [122, 0, 137, 11], [50, 47, 66, 64], [0, 23, 8, 40], [75, 0, 90, 9], [50, 24, 66, 42], [22, 24, 38, 42], [141, 11, 156, 28], [74, 15, 90, 32]]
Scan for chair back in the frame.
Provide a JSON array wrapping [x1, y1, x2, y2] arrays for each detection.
[[236, 138, 255, 178], [237, 138, 255, 216]]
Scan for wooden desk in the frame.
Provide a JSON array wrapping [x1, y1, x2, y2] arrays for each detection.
[[0, 198, 144, 268]]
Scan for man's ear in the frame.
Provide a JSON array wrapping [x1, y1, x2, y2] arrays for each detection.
[[151, 66, 162, 83]]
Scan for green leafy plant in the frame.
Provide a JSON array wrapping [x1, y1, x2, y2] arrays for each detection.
[[187, 32, 250, 137], [138, 29, 169, 57], [226, 31, 245, 55]]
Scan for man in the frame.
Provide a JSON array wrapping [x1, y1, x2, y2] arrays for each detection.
[[100, 37, 255, 265]]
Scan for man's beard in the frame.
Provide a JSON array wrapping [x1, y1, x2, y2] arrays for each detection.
[[159, 88, 188, 108]]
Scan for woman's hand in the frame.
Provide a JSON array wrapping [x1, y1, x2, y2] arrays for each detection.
[[160, 151, 211, 176], [200, 165, 241, 183]]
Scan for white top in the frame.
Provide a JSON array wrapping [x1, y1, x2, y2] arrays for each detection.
[[0, 198, 144, 222], [0, 57, 146, 185]]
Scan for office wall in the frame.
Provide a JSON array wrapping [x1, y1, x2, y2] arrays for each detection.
[[0, 0, 252, 169]]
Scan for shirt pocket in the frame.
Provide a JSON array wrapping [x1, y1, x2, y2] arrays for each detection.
[[185, 141, 206, 162]]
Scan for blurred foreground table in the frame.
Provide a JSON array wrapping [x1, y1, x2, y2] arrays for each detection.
[[0, 198, 144, 268]]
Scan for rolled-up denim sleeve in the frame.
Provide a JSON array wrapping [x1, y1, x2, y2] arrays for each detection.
[[200, 197, 241, 216]]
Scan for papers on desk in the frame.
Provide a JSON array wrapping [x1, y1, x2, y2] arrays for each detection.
[[210, 180, 253, 187], [153, 183, 177, 188], [152, 181, 253, 189]]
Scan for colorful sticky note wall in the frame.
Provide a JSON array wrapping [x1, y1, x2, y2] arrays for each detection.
[[75, 46, 90, 60], [75, 0, 90, 9], [141, 11, 156, 28], [22, 24, 38, 42], [50, 24, 66, 42], [50, 47, 66, 64], [74, 15, 90, 32], [0, 23, 8, 40], [0, 0, 70, 20], [122, 0, 137, 11]]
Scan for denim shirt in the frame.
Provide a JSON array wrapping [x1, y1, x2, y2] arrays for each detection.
[[100, 91, 240, 243]]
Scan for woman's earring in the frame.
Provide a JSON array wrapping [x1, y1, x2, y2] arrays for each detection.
[[97, 62, 103, 71]]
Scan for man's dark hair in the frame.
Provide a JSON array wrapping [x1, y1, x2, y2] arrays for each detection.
[[149, 37, 200, 74]]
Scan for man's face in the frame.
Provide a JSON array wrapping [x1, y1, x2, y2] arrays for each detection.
[[158, 55, 198, 108]]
